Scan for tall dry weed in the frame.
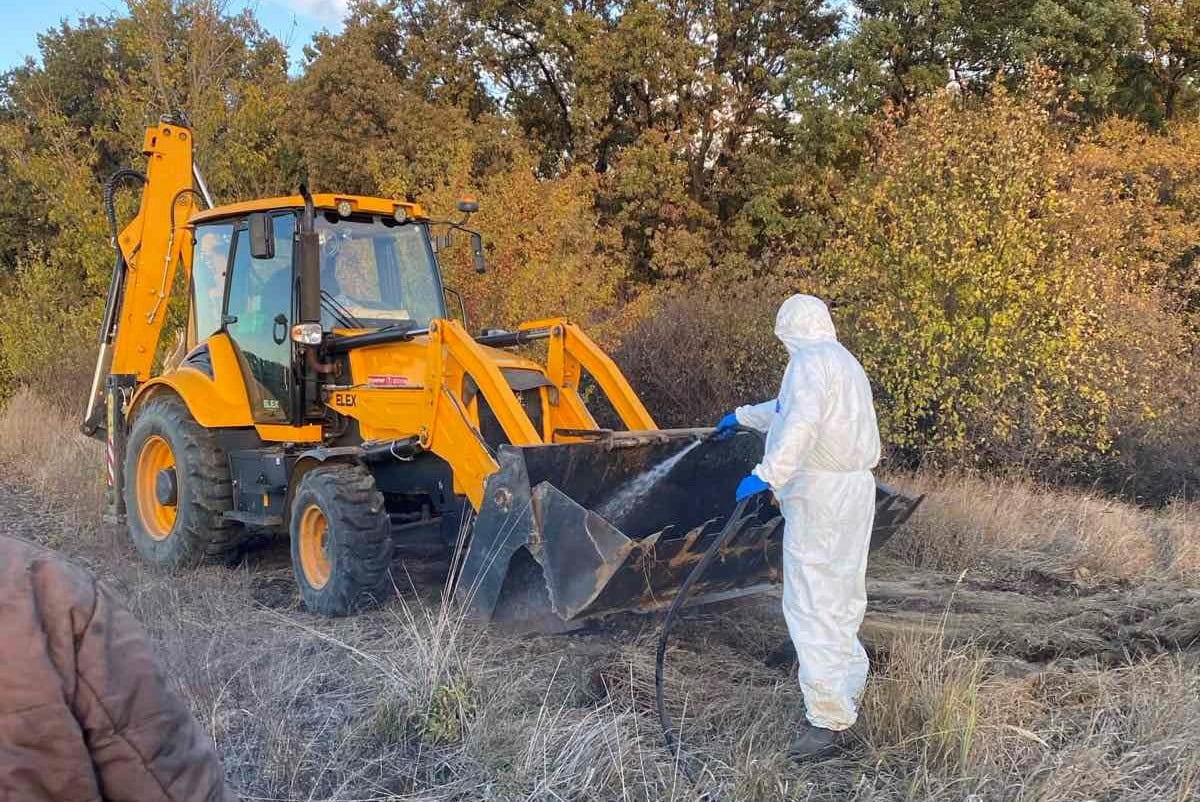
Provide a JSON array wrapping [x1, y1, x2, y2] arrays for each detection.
[[0, 386, 103, 530], [886, 471, 1200, 582]]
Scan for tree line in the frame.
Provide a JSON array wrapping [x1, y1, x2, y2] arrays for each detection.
[[0, 0, 1197, 498]]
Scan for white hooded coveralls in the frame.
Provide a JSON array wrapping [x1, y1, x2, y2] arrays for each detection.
[[736, 295, 881, 731]]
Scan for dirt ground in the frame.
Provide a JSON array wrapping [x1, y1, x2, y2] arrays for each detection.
[[3, 472, 1199, 801]]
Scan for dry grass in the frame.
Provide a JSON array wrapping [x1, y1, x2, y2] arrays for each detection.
[[2, 389, 1199, 801], [885, 471, 1200, 584], [0, 386, 103, 536]]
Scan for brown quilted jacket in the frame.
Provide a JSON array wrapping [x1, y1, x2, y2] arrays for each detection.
[[0, 535, 234, 802]]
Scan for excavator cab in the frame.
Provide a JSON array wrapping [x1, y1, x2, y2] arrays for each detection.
[[83, 121, 923, 631], [192, 207, 446, 425]]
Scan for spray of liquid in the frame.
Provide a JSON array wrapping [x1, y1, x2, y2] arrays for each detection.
[[596, 440, 702, 527]]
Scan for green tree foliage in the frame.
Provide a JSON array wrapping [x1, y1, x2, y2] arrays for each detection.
[[1118, 0, 1200, 124], [109, 0, 290, 199], [464, 0, 841, 280], [288, 2, 514, 199], [828, 0, 1141, 117]]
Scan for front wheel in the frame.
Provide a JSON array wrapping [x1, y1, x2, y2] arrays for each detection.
[[290, 464, 394, 616], [124, 396, 242, 566]]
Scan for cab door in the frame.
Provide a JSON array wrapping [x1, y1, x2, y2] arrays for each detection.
[[223, 212, 296, 423]]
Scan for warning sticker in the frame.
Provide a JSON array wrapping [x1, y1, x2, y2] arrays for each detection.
[[367, 375, 412, 388]]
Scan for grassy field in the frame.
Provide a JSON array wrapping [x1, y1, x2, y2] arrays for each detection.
[[2, 387, 1198, 801]]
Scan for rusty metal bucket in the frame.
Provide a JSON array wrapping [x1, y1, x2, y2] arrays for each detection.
[[454, 429, 922, 632]]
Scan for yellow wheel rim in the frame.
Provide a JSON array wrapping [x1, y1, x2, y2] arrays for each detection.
[[135, 434, 177, 541], [299, 504, 332, 589]]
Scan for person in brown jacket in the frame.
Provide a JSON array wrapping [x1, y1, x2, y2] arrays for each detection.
[[0, 534, 234, 802]]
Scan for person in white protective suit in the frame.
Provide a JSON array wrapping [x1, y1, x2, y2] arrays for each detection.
[[714, 294, 881, 762]]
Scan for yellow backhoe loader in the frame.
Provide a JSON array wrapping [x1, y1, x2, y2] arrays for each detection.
[[82, 118, 921, 630]]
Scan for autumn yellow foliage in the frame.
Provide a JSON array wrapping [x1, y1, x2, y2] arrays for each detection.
[[419, 156, 625, 336], [798, 86, 1198, 482]]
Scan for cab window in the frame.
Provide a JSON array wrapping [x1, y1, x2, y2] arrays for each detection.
[[317, 215, 444, 330], [191, 222, 234, 340]]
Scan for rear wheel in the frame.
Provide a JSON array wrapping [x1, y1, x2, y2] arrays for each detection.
[[290, 464, 394, 616], [124, 396, 241, 566]]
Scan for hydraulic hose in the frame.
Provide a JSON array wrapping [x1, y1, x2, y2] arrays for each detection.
[[655, 494, 754, 791], [103, 169, 147, 248], [84, 168, 148, 433], [98, 168, 147, 345]]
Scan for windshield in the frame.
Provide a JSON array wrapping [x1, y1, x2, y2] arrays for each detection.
[[317, 214, 444, 330]]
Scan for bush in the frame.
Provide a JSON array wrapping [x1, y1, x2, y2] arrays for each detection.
[[613, 287, 787, 428], [1105, 359, 1200, 502], [804, 85, 1196, 488], [0, 253, 99, 410]]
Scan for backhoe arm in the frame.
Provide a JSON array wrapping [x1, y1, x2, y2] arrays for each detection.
[[84, 122, 199, 433]]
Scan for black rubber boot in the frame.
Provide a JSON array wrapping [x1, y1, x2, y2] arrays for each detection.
[[788, 722, 849, 763]]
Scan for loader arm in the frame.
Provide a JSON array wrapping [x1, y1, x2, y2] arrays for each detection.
[[330, 317, 661, 510], [522, 319, 657, 435], [422, 319, 541, 508]]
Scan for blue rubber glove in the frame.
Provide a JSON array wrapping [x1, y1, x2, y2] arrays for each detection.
[[714, 412, 739, 439], [735, 473, 770, 502]]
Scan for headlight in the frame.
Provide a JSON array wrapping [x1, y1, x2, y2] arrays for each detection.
[[393, 206, 408, 223], [336, 200, 353, 218], [291, 323, 323, 345]]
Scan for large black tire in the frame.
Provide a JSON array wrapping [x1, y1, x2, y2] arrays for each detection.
[[124, 395, 242, 566], [289, 464, 394, 616]]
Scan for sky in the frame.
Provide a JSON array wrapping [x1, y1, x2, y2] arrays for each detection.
[[0, 0, 351, 74]]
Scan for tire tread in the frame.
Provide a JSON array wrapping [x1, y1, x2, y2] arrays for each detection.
[[124, 395, 243, 565], [290, 463, 393, 615]]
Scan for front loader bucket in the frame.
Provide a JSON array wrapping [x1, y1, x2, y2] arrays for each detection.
[[455, 429, 922, 632]]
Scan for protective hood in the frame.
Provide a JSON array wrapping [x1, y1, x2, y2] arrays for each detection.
[[775, 294, 837, 355]]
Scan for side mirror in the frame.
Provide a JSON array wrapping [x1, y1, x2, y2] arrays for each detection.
[[248, 213, 274, 259], [470, 231, 486, 274], [457, 197, 479, 214]]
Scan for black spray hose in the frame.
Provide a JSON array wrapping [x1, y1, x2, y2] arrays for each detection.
[[656, 494, 755, 791], [655, 425, 766, 792]]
